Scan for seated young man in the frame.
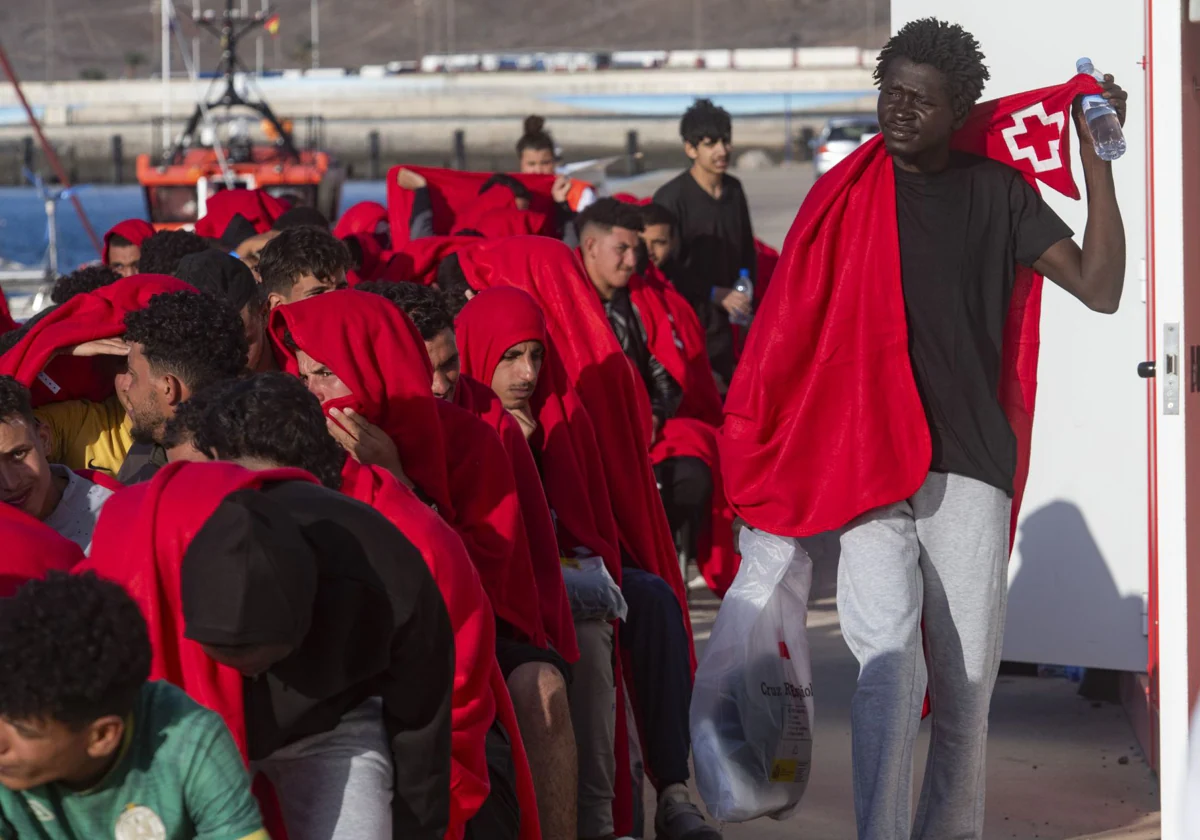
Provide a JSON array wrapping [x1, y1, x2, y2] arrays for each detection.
[[32, 289, 248, 482], [256, 226, 352, 309], [175, 250, 275, 372], [0, 377, 113, 554], [575, 198, 714, 578], [162, 372, 525, 840], [102, 219, 155, 278], [0, 572, 266, 840], [458, 287, 720, 840]]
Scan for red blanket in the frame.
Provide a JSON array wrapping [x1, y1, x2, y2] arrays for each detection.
[[383, 236, 484, 286], [341, 461, 540, 840], [343, 232, 388, 286], [386, 166, 557, 247], [334, 200, 388, 239], [455, 237, 692, 646], [269, 290, 547, 647], [722, 76, 1100, 540], [0, 292, 15, 336], [194, 188, 287, 239], [0, 274, 194, 406], [453, 376, 578, 663], [0, 504, 83, 596], [102, 219, 155, 265], [78, 461, 314, 838]]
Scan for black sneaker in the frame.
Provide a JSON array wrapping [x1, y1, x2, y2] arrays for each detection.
[[654, 794, 722, 840]]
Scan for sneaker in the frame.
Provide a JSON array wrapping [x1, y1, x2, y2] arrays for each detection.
[[654, 794, 721, 840]]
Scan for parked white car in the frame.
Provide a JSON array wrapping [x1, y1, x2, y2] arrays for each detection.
[[812, 117, 880, 177]]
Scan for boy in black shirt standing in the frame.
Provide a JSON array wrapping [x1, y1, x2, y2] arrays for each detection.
[[653, 99, 757, 388]]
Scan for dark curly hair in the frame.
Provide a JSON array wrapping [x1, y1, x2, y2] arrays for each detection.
[[164, 372, 345, 490], [257, 226, 353, 300], [874, 18, 990, 122], [436, 253, 475, 317], [124, 291, 248, 392], [356, 281, 453, 341], [51, 265, 119, 305], [137, 230, 213, 277], [680, 98, 732, 147], [576, 197, 645, 237], [0, 375, 35, 426], [0, 572, 150, 728]]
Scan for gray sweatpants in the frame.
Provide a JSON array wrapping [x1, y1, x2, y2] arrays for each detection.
[[836, 471, 1011, 840]]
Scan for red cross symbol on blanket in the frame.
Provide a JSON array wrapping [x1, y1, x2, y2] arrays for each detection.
[[1000, 102, 1066, 173]]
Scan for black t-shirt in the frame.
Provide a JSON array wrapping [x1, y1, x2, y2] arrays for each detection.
[[894, 153, 1073, 495]]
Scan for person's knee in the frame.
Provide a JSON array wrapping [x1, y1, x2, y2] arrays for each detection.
[[508, 661, 571, 733]]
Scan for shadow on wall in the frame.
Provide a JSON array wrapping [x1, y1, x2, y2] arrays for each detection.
[[1006, 500, 1146, 671]]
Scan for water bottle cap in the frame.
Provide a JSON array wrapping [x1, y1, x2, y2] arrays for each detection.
[[1076, 57, 1094, 72], [739, 267, 750, 277]]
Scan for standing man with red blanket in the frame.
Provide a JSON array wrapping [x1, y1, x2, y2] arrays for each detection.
[[722, 18, 1126, 839]]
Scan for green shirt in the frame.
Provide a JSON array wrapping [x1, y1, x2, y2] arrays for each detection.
[[0, 681, 267, 840]]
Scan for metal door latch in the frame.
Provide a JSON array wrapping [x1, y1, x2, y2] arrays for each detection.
[[1165, 323, 1180, 415]]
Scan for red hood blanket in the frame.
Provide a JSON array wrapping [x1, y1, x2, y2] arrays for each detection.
[[0, 504, 83, 596], [102, 219, 155, 265], [453, 376, 578, 663], [78, 461, 315, 838], [723, 75, 1101, 539], [341, 462, 540, 840], [269, 290, 547, 647], [383, 236, 484, 286], [0, 293, 15, 336], [334, 200, 388, 239], [628, 273, 738, 596], [386, 166, 557, 247], [344, 232, 388, 286], [455, 238, 692, 641], [0, 274, 194, 406], [194, 189, 287, 240]]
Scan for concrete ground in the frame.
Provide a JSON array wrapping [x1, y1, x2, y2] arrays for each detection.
[[624, 166, 1162, 840]]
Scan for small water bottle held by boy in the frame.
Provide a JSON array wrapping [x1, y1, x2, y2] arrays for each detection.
[[1075, 57, 1126, 161], [731, 268, 754, 327]]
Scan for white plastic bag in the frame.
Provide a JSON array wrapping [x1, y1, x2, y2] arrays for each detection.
[[690, 527, 814, 822]]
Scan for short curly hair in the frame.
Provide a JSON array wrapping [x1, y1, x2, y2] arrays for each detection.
[[51, 265, 119, 305], [138, 230, 213, 277], [0, 375, 35, 426], [124, 291, 248, 392], [0, 572, 150, 728], [680, 98, 732, 147], [257, 226, 353, 300], [164, 372, 345, 490], [356, 281, 454, 341], [874, 18, 990, 122]]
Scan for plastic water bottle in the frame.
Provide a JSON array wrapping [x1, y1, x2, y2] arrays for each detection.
[[1076, 57, 1126, 161], [730, 268, 754, 327]]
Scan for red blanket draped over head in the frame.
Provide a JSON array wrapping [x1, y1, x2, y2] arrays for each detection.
[[455, 237, 692, 645], [194, 189, 287, 240], [333, 200, 389, 239], [722, 75, 1101, 540], [0, 504, 83, 596], [340, 462, 541, 840], [269, 290, 548, 648], [383, 236, 484, 286], [386, 166, 557, 248], [102, 219, 155, 265], [628, 270, 738, 596], [453, 376, 578, 663], [456, 286, 636, 837], [78, 461, 316, 838], [0, 274, 194, 406]]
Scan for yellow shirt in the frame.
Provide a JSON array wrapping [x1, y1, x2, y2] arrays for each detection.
[[35, 395, 133, 477]]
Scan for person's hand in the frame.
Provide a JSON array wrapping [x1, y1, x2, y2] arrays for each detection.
[[1074, 74, 1128, 149], [62, 338, 130, 358], [551, 174, 571, 204], [713, 287, 751, 319], [326, 407, 413, 488], [507, 406, 539, 441], [396, 168, 428, 190]]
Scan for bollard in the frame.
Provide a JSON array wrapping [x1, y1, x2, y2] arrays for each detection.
[[111, 135, 124, 184], [800, 127, 815, 162], [453, 129, 467, 171], [625, 130, 641, 176], [368, 130, 381, 180], [21, 136, 34, 175]]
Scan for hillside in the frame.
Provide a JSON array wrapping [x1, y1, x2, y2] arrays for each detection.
[[1, 0, 888, 82]]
